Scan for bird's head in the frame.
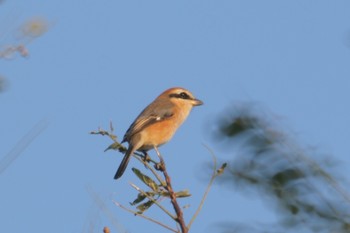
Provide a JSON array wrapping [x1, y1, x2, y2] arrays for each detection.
[[164, 87, 203, 107]]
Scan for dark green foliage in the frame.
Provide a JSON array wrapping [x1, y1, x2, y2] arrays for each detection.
[[214, 104, 350, 233], [132, 168, 159, 192]]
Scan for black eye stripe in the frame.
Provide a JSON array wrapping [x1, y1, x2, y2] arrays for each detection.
[[179, 92, 190, 99], [169, 92, 192, 100]]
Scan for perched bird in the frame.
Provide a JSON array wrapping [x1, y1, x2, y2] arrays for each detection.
[[114, 87, 203, 179]]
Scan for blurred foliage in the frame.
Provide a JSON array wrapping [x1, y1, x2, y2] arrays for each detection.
[[0, 16, 48, 59], [213, 104, 350, 233], [19, 17, 48, 39]]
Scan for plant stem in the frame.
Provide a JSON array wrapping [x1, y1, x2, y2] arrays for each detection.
[[188, 145, 217, 230], [154, 146, 188, 233], [129, 182, 177, 220], [113, 200, 177, 232]]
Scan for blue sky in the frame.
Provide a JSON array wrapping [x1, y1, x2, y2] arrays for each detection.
[[1, 1, 350, 232]]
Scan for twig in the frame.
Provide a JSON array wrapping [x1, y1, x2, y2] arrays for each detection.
[[129, 182, 177, 220], [90, 126, 159, 164], [86, 185, 127, 233], [0, 119, 48, 174], [298, 150, 350, 204], [113, 200, 177, 233], [134, 154, 166, 186], [188, 145, 217, 230], [154, 146, 188, 233]]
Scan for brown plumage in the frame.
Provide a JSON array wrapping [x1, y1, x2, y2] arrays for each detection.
[[114, 87, 203, 179]]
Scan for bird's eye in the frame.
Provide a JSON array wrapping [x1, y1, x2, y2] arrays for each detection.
[[169, 91, 192, 100], [179, 92, 190, 99]]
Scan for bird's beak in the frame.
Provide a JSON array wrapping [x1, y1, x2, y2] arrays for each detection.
[[192, 98, 203, 106]]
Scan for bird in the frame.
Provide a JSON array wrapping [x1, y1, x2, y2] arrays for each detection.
[[114, 87, 203, 179]]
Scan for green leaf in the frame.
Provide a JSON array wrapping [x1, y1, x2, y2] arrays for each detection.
[[130, 193, 147, 206], [136, 200, 155, 214], [175, 190, 192, 198], [132, 168, 159, 192], [160, 189, 191, 198], [104, 142, 122, 152]]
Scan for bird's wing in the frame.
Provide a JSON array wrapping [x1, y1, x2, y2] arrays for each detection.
[[122, 100, 174, 142]]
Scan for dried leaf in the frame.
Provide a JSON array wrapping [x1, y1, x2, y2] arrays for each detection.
[[217, 163, 227, 175]]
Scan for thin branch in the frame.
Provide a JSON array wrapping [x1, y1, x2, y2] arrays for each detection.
[[129, 182, 177, 220], [154, 146, 188, 233], [113, 200, 177, 233], [134, 154, 166, 186], [86, 185, 127, 233], [298, 151, 350, 204], [0, 119, 48, 174], [188, 144, 218, 230], [281, 149, 345, 222], [90, 126, 159, 164]]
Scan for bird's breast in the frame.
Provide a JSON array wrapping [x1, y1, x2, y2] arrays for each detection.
[[137, 117, 183, 151]]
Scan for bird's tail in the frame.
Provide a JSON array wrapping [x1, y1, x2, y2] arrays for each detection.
[[114, 146, 134, 179]]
